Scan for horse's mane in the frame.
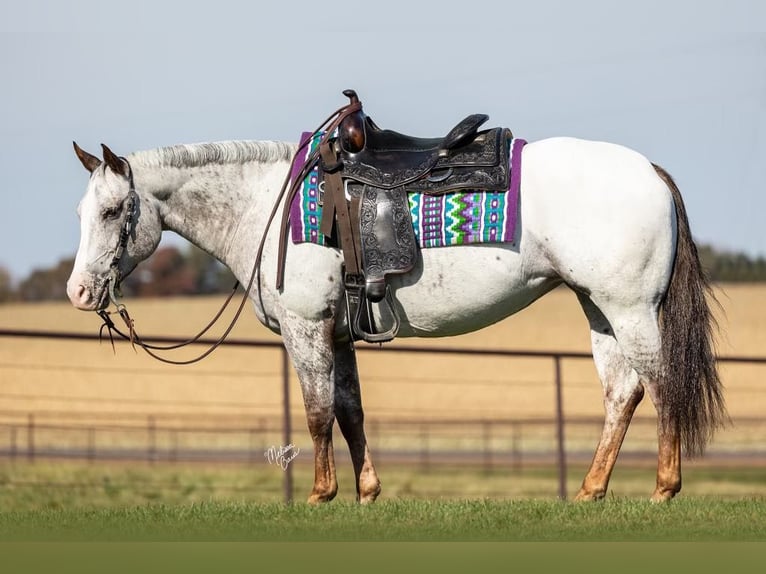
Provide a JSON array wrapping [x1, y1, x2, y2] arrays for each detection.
[[129, 140, 295, 169]]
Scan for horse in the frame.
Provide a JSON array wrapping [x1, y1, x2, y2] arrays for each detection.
[[66, 130, 727, 504]]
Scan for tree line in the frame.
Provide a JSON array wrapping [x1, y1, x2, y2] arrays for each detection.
[[1, 242, 764, 303], [0, 244, 236, 303]]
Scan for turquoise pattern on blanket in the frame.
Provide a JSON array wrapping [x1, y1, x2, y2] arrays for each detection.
[[408, 191, 512, 247], [295, 132, 326, 246]]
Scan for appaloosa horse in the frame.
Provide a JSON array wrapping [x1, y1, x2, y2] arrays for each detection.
[[67, 126, 726, 503]]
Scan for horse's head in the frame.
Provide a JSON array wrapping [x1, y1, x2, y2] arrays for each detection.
[[66, 143, 162, 311]]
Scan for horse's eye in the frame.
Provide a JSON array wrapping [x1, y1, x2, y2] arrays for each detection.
[[101, 205, 122, 220]]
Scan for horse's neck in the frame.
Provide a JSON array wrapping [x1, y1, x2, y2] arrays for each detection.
[[131, 149, 293, 275]]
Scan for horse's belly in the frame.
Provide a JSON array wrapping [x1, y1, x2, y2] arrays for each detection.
[[383, 244, 557, 338]]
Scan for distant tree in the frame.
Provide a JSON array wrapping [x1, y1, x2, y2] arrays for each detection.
[[184, 245, 237, 294], [119, 244, 237, 297], [18, 258, 75, 302], [121, 246, 196, 297], [0, 266, 15, 303], [698, 244, 766, 282]]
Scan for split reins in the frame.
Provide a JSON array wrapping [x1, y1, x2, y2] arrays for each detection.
[[97, 98, 362, 365]]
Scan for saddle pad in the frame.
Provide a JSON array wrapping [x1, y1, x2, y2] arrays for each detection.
[[289, 132, 526, 248]]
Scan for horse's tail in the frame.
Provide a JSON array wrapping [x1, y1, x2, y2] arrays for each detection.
[[653, 163, 728, 456]]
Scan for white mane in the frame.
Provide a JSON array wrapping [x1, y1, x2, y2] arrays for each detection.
[[128, 140, 296, 169]]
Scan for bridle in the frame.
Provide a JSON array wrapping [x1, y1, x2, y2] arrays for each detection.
[[105, 168, 138, 307], [95, 99, 362, 365]]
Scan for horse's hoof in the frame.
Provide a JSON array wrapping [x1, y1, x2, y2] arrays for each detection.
[[307, 489, 337, 505], [358, 482, 382, 504], [650, 489, 677, 503], [573, 488, 606, 502]]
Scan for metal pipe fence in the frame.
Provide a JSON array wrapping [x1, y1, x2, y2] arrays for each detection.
[[2, 413, 764, 464]]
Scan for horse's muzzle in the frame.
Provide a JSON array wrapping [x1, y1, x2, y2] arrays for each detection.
[[66, 272, 109, 311]]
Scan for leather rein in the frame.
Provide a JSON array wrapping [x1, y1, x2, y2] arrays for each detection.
[[97, 99, 362, 365]]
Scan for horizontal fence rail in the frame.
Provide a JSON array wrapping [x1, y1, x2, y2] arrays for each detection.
[[2, 328, 765, 502], [3, 328, 765, 365]]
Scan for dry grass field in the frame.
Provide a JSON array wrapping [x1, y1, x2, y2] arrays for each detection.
[[0, 283, 763, 428]]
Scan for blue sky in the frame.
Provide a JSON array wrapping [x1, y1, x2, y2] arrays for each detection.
[[0, 0, 764, 280]]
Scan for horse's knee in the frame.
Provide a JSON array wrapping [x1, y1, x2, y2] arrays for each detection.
[[306, 406, 335, 437]]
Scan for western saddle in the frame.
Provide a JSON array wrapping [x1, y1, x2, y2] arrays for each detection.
[[277, 90, 513, 343]]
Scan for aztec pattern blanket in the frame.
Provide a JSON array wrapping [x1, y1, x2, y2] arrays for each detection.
[[289, 131, 526, 248]]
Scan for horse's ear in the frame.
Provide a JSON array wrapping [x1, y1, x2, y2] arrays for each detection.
[[101, 143, 130, 178], [73, 141, 101, 173]]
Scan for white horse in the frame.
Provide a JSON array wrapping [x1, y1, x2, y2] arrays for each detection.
[[66, 132, 726, 503]]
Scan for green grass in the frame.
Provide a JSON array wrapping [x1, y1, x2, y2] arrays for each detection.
[[1, 461, 765, 541], [1, 460, 765, 511], [1, 498, 765, 541]]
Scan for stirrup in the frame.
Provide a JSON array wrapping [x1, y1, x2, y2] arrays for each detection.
[[344, 274, 400, 343], [354, 285, 400, 343]]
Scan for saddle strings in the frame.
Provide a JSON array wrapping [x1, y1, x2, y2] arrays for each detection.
[[97, 98, 362, 365]]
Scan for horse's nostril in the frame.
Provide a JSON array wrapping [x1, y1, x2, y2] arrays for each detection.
[[76, 284, 89, 303]]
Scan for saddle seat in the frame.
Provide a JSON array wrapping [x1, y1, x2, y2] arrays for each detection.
[[335, 90, 511, 194]]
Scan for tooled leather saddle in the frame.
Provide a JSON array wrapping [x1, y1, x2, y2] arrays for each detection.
[[277, 90, 513, 343]]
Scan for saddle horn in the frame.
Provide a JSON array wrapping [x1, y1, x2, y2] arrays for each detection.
[[339, 89, 366, 154]]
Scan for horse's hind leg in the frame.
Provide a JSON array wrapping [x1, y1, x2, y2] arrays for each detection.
[[574, 294, 646, 501], [577, 294, 682, 502], [643, 381, 682, 502], [603, 302, 682, 501], [609, 307, 681, 502], [333, 339, 381, 503]]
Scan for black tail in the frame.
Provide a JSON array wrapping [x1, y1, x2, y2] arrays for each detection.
[[654, 164, 728, 456]]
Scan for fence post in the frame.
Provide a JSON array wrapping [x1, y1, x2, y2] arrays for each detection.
[[483, 421, 492, 473], [27, 414, 35, 462], [10, 426, 17, 460], [511, 421, 521, 473], [554, 356, 567, 500], [148, 415, 156, 465], [281, 347, 293, 504], [88, 427, 96, 463], [421, 423, 430, 472], [170, 429, 178, 463], [249, 428, 257, 464]]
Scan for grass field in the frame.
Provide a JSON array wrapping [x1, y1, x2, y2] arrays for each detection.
[[1, 461, 764, 544], [2, 459, 765, 509], [2, 496, 765, 541]]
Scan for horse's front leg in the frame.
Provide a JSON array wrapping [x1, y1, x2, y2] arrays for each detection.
[[333, 338, 381, 503], [280, 311, 338, 504]]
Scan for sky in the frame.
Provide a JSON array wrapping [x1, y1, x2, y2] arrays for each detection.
[[0, 0, 764, 281]]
